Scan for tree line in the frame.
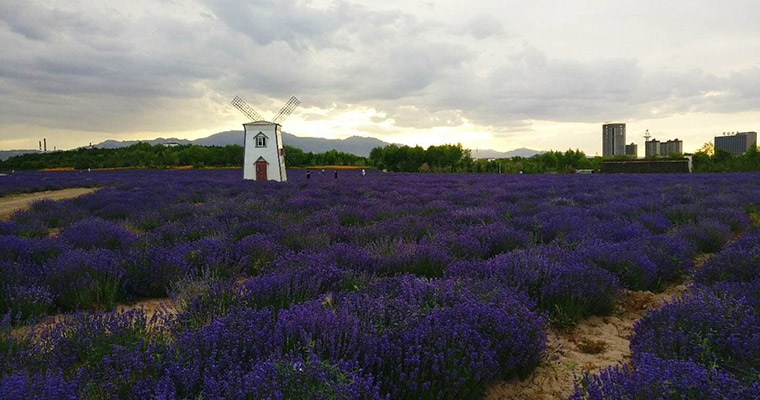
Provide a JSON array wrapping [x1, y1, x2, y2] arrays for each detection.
[[691, 143, 760, 172], [0, 143, 367, 170], [368, 143, 760, 174], [367, 144, 474, 172], [3, 140, 760, 173], [367, 144, 603, 173]]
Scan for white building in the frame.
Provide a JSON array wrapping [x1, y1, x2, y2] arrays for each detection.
[[243, 121, 287, 181]]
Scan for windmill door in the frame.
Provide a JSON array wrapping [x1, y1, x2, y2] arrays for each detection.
[[255, 161, 267, 180]]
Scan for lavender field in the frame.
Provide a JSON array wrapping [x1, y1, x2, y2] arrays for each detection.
[[1, 169, 760, 399]]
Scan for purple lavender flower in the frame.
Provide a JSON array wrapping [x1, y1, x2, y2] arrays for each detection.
[[570, 353, 759, 400], [631, 291, 760, 381], [58, 217, 138, 251], [43, 248, 125, 310]]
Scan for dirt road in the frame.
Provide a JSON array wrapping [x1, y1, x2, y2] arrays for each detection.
[[0, 187, 98, 219]]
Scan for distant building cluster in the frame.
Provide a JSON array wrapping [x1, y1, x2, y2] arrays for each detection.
[[600, 123, 757, 174], [645, 138, 683, 158], [601, 124, 758, 159], [714, 131, 757, 155], [601, 123, 683, 159]]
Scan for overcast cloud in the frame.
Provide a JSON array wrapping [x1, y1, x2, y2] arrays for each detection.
[[1, 0, 759, 153]]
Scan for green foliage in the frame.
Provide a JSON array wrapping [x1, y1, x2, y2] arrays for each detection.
[[369, 146, 599, 174], [284, 145, 368, 167], [368, 143, 472, 172], [58, 272, 124, 311], [0, 143, 244, 170], [0, 142, 369, 170], [692, 145, 760, 172]]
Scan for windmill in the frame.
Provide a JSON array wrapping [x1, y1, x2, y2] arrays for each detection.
[[231, 96, 301, 182]]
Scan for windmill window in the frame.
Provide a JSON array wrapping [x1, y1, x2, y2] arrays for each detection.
[[255, 135, 267, 148]]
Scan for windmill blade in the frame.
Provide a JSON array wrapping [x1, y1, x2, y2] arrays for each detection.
[[272, 96, 301, 124], [231, 96, 264, 122]]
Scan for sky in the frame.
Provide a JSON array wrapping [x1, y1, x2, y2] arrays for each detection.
[[1, 0, 760, 155]]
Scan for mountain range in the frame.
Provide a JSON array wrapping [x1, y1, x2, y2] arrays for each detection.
[[93, 131, 392, 157], [470, 148, 545, 159], [94, 131, 544, 158], [0, 149, 40, 161], [2, 131, 544, 160]]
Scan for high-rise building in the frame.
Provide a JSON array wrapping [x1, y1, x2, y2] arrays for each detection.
[[715, 132, 758, 155], [625, 143, 638, 157], [602, 123, 626, 157], [645, 139, 660, 158]]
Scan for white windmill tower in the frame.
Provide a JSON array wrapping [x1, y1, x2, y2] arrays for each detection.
[[231, 95, 300, 181]]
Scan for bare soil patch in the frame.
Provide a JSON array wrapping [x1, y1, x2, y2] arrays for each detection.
[[0, 188, 98, 219], [116, 298, 176, 320]]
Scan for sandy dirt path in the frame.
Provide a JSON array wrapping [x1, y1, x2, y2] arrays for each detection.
[[485, 255, 710, 400], [484, 282, 690, 400], [0, 187, 98, 219]]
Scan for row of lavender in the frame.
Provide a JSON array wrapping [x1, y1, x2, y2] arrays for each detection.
[[1, 170, 760, 399], [571, 228, 760, 399], [0, 170, 108, 196]]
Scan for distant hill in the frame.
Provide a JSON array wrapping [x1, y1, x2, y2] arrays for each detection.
[[4, 133, 544, 160], [95, 137, 192, 149], [282, 133, 390, 157], [93, 131, 393, 157], [471, 148, 545, 159], [0, 150, 40, 161]]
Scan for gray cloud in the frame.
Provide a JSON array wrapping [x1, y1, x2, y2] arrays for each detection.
[[1, 0, 759, 149], [460, 14, 507, 39]]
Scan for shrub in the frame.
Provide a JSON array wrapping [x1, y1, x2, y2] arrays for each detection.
[[176, 237, 242, 278], [58, 217, 138, 250], [338, 276, 546, 399], [374, 291, 546, 399], [26, 309, 166, 375], [239, 262, 346, 310], [200, 353, 384, 400], [448, 249, 620, 324], [0, 285, 54, 323], [570, 353, 760, 400], [471, 222, 532, 257], [677, 218, 732, 254], [0, 370, 78, 400], [637, 212, 674, 234], [171, 277, 241, 328], [694, 230, 760, 286], [630, 235, 696, 287], [575, 240, 662, 291], [631, 291, 760, 382], [234, 233, 287, 276], [1, 309, 171, 399], [43, 249, 125, 310], [123, 245, 189, 297], [0, 235, 69, 265], [170, 306, 276, 392], [369, 239, 453, 278]]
